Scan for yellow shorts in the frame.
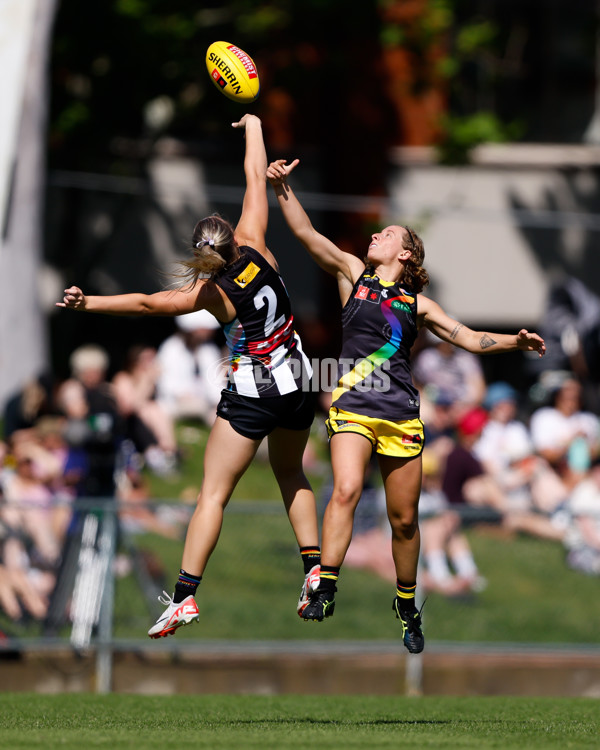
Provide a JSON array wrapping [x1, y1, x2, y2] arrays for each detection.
[[326, 407, 425, 458]]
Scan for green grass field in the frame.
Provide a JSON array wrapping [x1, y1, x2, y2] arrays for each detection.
[[0, 694, 598, 749]]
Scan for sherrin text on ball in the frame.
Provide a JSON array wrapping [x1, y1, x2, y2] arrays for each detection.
[[206, 41, 260, 103]]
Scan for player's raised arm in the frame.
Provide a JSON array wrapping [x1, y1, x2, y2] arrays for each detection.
[[232, 114, 268, 253], [267, 159, 364, 291]]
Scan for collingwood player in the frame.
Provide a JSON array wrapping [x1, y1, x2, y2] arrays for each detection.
[[57, 115, 321, 637]]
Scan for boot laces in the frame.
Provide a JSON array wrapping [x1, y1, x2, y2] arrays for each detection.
[[157, 591, 173, 607]]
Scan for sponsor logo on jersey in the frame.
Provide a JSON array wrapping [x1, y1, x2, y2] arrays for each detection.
[[391, 300, 411, 313], [333, 420, 357, 429], [355, 285, 381, 303], [234, 261, 260, 288], [401, 433, 422, 445]]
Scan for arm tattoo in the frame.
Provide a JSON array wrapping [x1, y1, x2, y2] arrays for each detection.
[[480, 334, 497, 350], [449, 322, 464, 340]]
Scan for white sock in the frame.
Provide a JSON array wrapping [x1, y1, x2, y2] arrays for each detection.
[[451, 551, 478, 579], [425, 550, 453, 583]]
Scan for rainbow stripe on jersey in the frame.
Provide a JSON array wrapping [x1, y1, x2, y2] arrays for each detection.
[[331, 272, 420, 421]]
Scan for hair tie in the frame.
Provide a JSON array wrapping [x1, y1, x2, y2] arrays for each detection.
[[195, 238, 215, 249]]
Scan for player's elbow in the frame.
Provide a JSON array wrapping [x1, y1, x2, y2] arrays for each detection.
[[246, 167, 267, 187], [138, 295, 163, 316], [458, 330, 482, 354]]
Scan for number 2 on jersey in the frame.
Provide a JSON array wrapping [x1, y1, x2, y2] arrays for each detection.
[[253, 285, 285, 336]]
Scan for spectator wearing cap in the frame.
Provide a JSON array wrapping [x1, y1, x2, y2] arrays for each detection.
[[474, 382, 533, 477], [474, 382, 570, 530], [419, 389, 460, 467], [442, 407, 509, 515], [444, 404, 569, 542], [155, 309, 226, 425]]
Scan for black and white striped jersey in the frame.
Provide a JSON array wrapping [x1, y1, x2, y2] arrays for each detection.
[[214, 245, 312, 398]]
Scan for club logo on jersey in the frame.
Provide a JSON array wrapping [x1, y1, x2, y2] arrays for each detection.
[[355, 285, 381, 303], [234, 262, 260, 288]]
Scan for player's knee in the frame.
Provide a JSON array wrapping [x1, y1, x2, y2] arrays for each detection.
[[331, 481, 362, 509], [195, 488, 230, 510], [389, 511, 418, 539]]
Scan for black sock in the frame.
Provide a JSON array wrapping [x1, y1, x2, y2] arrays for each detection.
[[300, 546, 321, 575], [319, 565, 339, 592], [173, 569, 202, 603], [395, 579, 417, 610]]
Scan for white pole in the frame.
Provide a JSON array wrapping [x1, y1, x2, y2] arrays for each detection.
[[0, 0, 57, 407]]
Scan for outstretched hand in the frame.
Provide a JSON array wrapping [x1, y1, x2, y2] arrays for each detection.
[[56, 286, 86, 310], [516, 329, 546, 357], [266, 158, 300, 187], [231, 113, 260, 130]]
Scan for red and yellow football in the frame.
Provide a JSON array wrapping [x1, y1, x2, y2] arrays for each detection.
[[205, 41, 260, 103]]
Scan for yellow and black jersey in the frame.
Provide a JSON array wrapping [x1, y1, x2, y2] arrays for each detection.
[[332, 269, 420, 420]]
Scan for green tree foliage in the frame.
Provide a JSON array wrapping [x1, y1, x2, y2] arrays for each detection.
[[49, 1, 598, 172], [49, 0, 388, 174]]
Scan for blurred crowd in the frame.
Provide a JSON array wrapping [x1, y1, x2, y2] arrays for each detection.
[[0, 310, 225, 628], [1, 276, 600, 629]]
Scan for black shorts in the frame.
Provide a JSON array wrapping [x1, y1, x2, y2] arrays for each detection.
[[216, 388, 315, 440]]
